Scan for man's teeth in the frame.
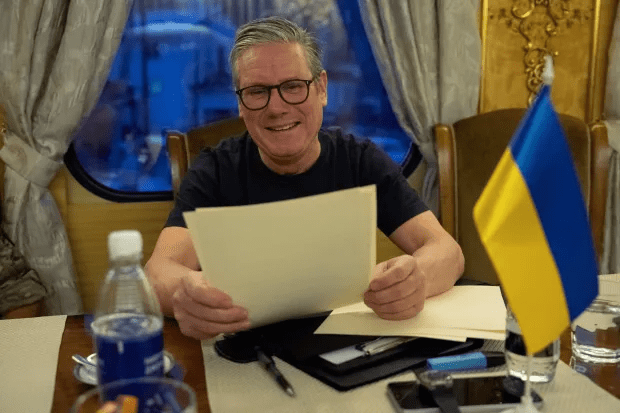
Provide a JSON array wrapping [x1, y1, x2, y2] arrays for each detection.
[[270, 123, 296, 131]]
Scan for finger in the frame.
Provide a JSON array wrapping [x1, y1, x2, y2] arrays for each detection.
[[176, 315, 252, 340], [181, 274, 234, 308], [174, 305, 251, 339], [374, 302, 423, 320], [364, 274, 419, 305], [173, 286, 249, 323], [178, 316, 251, 340], [371, 260, 388, 279], [364, 287, 424, 316], [180, 300, 249, 325], [369, 257, 413, 291]]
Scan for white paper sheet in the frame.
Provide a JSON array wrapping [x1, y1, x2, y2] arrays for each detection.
[[314, 286, 506, 340], [0, 315, 67, 413], [184, 186, 377, 327]]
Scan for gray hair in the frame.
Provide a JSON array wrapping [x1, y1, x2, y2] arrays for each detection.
[[230, 16, 324, 89]]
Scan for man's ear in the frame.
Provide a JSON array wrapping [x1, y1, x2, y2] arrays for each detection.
[[318, 70, 328, 107]]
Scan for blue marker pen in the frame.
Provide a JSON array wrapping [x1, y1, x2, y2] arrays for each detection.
[[426, 351, 505, 371]]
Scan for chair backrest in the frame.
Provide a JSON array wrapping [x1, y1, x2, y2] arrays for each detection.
[[167, 117, 248, 197], [435, 108, 610, 285], [165, 116, 407, 264]]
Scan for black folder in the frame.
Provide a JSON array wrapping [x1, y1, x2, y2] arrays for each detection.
[[214, 312, 483, 391]]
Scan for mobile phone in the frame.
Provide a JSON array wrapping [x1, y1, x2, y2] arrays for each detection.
[[387, 375, 544, 413]]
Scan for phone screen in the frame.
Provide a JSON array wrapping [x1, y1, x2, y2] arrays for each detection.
[[387, 375, 543, 412]]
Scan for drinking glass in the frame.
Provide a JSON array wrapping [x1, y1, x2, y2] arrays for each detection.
[[571, 274, 620, 363], [505, 305, 560, 383], [71, 377, 196, 413]]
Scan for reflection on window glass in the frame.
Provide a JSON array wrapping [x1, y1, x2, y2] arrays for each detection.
[[72, 0, 418, 193]]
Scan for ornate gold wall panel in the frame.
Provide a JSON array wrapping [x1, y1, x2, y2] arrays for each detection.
[[480, 0, 598, 119], [589, 0, 619, 120]]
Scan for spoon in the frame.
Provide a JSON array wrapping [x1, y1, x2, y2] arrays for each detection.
[[72, 354, 96, 370]]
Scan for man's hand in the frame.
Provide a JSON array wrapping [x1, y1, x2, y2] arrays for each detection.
[[171, 271, 251, 340], [363, 255, 427, 320]]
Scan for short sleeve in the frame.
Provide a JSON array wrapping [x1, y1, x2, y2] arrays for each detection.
[[165, 149, 222, 228], [360, 142, 428, 235]]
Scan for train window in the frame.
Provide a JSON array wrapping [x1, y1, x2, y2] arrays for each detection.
[[67, 0, 421, 200]]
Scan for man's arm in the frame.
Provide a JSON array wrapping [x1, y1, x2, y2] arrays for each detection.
[[145, 227, 250, 339], [389, 210, 464, 297], [145, 227, 201, 315], [364, 210, 464, 320]]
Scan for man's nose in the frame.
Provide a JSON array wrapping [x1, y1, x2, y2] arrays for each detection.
[[265, 88, 289, 111]]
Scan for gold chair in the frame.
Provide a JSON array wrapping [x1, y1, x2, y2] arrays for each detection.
[[165, 117, 406, 264], [435, 108, 611, 285], [167, 116, 248, 197]]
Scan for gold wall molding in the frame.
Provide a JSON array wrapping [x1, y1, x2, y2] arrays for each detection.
[[489, 1, 592, 104]]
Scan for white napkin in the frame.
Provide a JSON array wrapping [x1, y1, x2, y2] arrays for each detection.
[[0, 315, 67, 413]]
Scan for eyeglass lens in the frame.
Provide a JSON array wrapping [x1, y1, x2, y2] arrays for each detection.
[[240, 80, 311, 110]]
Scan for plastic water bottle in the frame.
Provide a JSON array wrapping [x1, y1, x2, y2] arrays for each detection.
[[505, 305, 560, 383], [91, 230, 164, 386]]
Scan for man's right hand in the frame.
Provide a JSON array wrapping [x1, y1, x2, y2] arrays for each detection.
[[171, 271, 251, 340]]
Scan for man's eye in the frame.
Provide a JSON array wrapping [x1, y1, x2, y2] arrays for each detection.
[[282, 83, 302, 93], [247, 88, 267, 97]]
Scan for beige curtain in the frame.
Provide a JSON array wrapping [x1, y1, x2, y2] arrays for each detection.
[[601, 5, 620, 274], [0, 1, 132, 314], [601, 122, 620, 274], [357, 0, 480, 214]]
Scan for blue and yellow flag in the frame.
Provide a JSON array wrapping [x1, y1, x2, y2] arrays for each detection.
[[473, 85, 598, 354]]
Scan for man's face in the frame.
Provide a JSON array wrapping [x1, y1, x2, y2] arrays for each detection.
[[236, 42, 327, 173]]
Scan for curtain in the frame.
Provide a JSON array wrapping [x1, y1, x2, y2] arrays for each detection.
[[357, 0, 480, 214], [601, 121, 620, 274], [601, 4, 620, 274], [0, 1, 132, 314]]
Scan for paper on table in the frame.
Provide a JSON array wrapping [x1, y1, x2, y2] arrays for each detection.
[[0, 315, 67, 413], [184, 185, 377, 328], [314, 286, 506, 341]]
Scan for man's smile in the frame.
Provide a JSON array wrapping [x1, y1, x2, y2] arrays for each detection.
[[266, 122, 300, 132]]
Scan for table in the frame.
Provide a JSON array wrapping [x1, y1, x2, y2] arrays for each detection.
[[51, 316, 619, 412], [52, 315, 209, 413]]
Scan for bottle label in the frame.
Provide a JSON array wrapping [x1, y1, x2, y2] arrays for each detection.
[[93, 313, 164, 385]]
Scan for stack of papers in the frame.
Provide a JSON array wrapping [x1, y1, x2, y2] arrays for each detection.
[[314, 285, 507, 341], [184, 184, 507, 341], [184, 186, 377, 327]]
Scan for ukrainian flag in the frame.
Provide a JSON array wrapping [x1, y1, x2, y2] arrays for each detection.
[[473, 84, 599, 354]]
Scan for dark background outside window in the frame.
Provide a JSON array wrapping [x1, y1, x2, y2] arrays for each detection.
[[71, 0, 420, 194]]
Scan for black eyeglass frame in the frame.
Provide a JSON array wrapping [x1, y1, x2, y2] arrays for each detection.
[[235, 79, 315, 110]]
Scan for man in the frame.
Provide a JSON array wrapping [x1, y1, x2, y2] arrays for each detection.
[[145, 16, 464, 340]]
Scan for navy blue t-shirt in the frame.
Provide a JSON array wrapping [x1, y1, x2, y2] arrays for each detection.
[[165, 127, 427, 236]]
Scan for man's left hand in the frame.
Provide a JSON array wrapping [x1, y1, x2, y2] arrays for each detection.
[[363, 255, 427, 320]]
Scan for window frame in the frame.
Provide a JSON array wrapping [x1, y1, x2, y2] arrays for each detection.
[[64, 143, 174, 203]]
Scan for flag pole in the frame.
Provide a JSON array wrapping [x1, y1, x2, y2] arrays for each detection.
[[500, 53, 556, 413], [514, 354, 539, 413]]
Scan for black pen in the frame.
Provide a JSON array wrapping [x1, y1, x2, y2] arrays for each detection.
[[426, 351, 505, 371], [255, 347, 296, 397]]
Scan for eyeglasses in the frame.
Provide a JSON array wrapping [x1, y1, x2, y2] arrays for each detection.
[[236, 79, 314, 110]]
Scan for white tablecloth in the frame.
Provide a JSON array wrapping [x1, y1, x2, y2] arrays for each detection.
[[202, 339, 620, 413]]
